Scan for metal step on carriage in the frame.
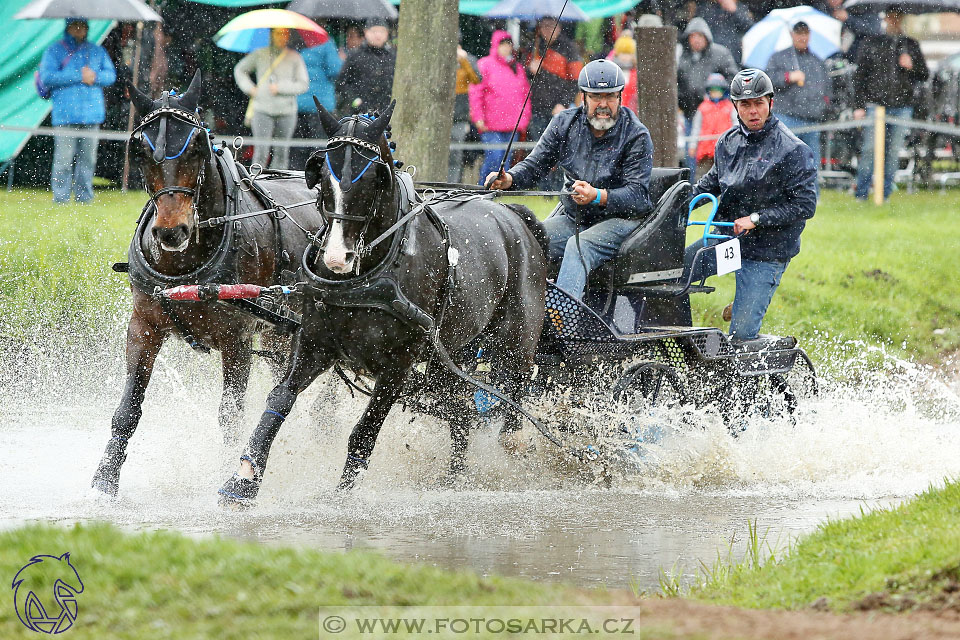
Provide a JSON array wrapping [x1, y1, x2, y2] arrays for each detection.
[[151, 166, 817, 469]]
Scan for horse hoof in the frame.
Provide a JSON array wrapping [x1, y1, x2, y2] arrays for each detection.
[[217, 473, 260, 508], [91, 476, 119, 497]]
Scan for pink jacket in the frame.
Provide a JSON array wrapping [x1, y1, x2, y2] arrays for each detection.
[[469, 30, 532, 133]]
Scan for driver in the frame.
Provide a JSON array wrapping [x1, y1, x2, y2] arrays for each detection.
[[685, 68, 818, 342], [484, 58, 654, 301]]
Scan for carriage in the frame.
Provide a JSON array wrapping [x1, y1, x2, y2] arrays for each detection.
[[155, 164, 817, 469]]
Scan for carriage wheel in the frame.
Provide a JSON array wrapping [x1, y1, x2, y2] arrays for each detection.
[[612, 362, 689, 409], [741, 349, 819, 424]]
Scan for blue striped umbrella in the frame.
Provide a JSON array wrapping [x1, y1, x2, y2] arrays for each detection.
[[741, 5, 842, 68]]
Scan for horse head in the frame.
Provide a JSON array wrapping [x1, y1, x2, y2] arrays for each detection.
[[129, 70, 211, 253], [304, 98, 396, 274]]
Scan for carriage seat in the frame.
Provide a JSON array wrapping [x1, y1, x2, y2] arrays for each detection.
[[587, 167, 692, 291]]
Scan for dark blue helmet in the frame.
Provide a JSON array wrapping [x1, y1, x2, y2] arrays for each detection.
[[730, 68, 774, 101], [578, 59, 626, 94]]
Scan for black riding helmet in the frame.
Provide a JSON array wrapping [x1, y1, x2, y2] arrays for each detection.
[[578, 59, 626, 94], [730, 68, 774, 101]]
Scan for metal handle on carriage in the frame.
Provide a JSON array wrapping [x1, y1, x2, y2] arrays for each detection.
[[687, 193, 734, 246]]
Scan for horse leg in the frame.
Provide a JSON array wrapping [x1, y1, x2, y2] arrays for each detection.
[[219, 337, 252, 446], [91, 314, 165, 496], [338, 366, 408, 490], [218, 331, 331, 506]]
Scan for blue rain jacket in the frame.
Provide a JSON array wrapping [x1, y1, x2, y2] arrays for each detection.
[[692, 115, 818, 262], [509, 106, 653, 225], [39, 32, 115, 126], [297, 40, 343, 113]]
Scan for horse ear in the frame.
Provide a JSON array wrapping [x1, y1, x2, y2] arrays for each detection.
[[313, 96, 340, 137], [304, 150, 324, 190], [178, 69, 202, 111], [364, 99, 395, 142], [128, 81, 155, 116]]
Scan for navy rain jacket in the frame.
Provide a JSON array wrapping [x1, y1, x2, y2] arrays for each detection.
[[508, 106, 653, 226], [692, 115, 818, 262]]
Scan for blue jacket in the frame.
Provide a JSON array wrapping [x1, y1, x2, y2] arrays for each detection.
[[39, 33, 116, 126], [297, 41, 343, 113], [509, 107, 653, 225], [692, 115, 818, 262]]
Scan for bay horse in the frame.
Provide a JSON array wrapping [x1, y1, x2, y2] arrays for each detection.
[[91, 71, 324, 496], [218, 100, 548, 504]]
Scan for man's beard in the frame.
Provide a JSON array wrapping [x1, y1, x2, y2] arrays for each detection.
[[588, 106, 618, 131]]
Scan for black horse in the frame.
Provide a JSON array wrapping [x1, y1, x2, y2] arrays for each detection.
[[91, 71, 324, 496], [218, 100, 549, 504]]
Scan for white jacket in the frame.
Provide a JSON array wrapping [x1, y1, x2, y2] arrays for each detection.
[[234, 46, 309, 117]]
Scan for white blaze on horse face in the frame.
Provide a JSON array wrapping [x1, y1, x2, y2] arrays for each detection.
[[323, 175, 354, 273]]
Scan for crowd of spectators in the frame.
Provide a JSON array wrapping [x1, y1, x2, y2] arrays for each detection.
[[34, 0, 932, 201]]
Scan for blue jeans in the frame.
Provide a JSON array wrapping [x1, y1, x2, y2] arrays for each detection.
[[478, 131, 513, 185], [777, 113, 820, 162], [545, 214, 642, 301], [52, 125, 99, 203], [855, 105, 912, 200], [683, 239, 789, 341]]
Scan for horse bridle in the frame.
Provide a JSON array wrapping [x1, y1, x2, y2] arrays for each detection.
[[130, 94, 210, 236], [316, 116, 392, 262]]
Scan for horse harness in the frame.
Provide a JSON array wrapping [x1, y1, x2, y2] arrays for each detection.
[[123, 102, 310, 351]]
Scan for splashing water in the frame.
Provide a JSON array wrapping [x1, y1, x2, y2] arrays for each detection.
[[1, 331, 957, 590]]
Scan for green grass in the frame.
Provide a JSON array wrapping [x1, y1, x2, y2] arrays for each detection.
[[0, 189, 142, 346], [2, 187, 958, 365], [690, 479, 960, 613], [0, 522, 685, 640], [511, 189, 960, 364]]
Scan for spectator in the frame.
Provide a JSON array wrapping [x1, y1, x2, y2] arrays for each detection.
[[852, 8, 928, 201], [523, 17, 583, 141], [611, 36, 638, 114], [677, 18, 738, 169], [39, 18, 116, 204], [336, 18, 396, 114], [344, 24, 365, 53], [234, 28, 309, 170], [689, 73, 737, 179], [292, 35, 342, 170], [766, 21, 831, 157], [695, 0, 753, 63], [469, 31, 531, 184], [450, 35, 481, 183], [811, 0, 882, 58]]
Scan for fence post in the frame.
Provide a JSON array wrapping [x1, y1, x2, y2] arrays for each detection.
[[872, 105, 886, 206]]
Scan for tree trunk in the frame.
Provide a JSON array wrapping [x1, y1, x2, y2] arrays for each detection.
[[391, 0, 460, 182], [635, 27, 679, 168]]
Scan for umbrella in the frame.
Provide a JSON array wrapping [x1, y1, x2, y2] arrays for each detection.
[[741, 5, 842, 69], [287, 0, 397, 20], [485, 0, 590, 21], [843, 0, 960, 13], [215, 9, 329, 53], [14, 0, 161, 21]]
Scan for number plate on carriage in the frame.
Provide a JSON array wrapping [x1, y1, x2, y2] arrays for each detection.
[[715, 238, 741, 276]]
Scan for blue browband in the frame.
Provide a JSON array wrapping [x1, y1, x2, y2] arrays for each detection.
[[326, 152, 374, 185], [143, 127, 197, 160]]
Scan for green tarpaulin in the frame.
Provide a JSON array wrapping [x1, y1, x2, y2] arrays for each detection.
[[187, 0, 641, 18], [0, 2, 113, 164]]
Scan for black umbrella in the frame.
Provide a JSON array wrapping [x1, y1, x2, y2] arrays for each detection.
[[843, 0, 960, 14], [287, 0, 397, 20], [14, 0, 162, 21]]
